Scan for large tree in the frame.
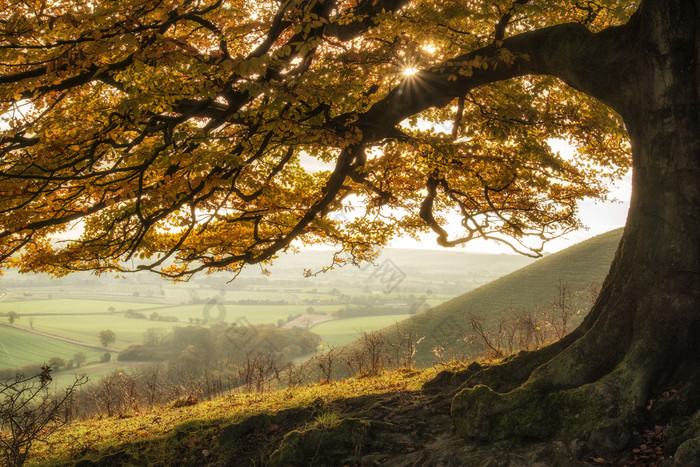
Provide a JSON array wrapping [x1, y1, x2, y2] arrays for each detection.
[[1, 0, 698, 460]]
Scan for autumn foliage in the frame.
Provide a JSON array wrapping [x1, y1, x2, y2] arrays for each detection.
[[0, 0, 632, 279]]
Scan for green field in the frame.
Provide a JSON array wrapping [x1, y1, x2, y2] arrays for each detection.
[[49, 361, 152, 390], [0, 245, 535, 376], [312, 314, 412, 347], [29, 315, 177, 348], [0, 299, 158, 315], [25, 305, 407, 349], [0, 298, 411, 366], [0, 243, 541, 396], [0, 228, 621, 373], [0, 326, 104, 369]]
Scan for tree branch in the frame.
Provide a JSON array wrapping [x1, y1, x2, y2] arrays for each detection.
[[357, 21, 631, 141]]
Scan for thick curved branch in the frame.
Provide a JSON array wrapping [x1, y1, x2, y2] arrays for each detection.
[[325, 0, 411, 40], [357, 21, 632, 141]]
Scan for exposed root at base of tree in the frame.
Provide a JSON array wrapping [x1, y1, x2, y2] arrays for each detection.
[[446, 336, 700, 466]]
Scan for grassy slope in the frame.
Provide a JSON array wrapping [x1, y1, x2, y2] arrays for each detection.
[[363, 229, 624, 366], [27, 361, 657, 466], [28, 366, 450, 466]]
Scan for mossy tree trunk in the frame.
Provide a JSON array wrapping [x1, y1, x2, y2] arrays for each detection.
[[450, 0, 700, 457]]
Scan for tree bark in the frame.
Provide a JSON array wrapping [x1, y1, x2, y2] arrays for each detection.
[[449, 0, 700, 459]]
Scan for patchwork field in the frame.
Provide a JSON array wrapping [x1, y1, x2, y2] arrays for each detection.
[[0, 296, 415, 373], [0, 325, 104, 369], [146, 303, 340, 325]]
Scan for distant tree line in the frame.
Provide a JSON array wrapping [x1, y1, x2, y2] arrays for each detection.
[[118, 323, 320, 364]]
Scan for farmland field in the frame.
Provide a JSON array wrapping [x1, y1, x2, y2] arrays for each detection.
[[30, 315, 178, 348], [148, 303, 340, 324], [312, 314, 412, 347], [0, 246, 540, 396], [0, 325, 104, 369], [49, 360, 153, 390], [0, 289, 452, 368], [0, 297, 409, 354], [0, 299, 158, 315]]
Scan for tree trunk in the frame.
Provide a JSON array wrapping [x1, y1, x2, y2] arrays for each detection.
[[449, 0, 700, 460]]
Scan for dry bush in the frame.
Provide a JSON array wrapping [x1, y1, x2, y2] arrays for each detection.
[[313, 345, 339, 383], [466, 281, 602, 360], [1, 366, 86, 467], [235, 350, 282, 393], [388, 324, 422, 370]]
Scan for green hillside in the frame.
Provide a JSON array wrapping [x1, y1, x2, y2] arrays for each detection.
[[343, 228, 624, 367]]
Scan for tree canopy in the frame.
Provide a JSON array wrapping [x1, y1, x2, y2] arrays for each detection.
[[98, 329, 116, 347], [0, 0, 634, 279]]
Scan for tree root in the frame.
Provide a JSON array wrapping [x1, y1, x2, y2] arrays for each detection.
[[421, 328, 587, 396], [450, 331, 700, 458]]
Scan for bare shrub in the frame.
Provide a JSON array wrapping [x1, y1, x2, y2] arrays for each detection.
[[313, 345, 338, 382], [466, 281, 602, 360], [144, 365, 162, 406], [235, 350, 281, 393], [388, 324, 422, 369], [358, 330, 388, 376], [1, 366, 87, 467], [281, 361, 306, 388], [342, 350, 365, 378], [466, 311, 507, 359], [543, 280, 601, 340], [505, 307, 547, 351], [543, 280, 576, 339]]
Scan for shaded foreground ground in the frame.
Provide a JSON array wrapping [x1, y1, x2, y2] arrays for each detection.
[[27, 364, 669, 466]]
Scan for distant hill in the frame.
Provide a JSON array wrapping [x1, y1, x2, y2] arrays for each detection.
[[1, 247, 534, 285], [337, 228, 624, 368], [239, 247, 537, 295]]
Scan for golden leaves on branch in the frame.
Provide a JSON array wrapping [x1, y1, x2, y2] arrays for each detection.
[[0, 0, 634, 276]]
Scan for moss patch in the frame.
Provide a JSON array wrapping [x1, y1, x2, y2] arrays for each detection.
[[451, 385, 556, 440], [269, 418, 371, 466]]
